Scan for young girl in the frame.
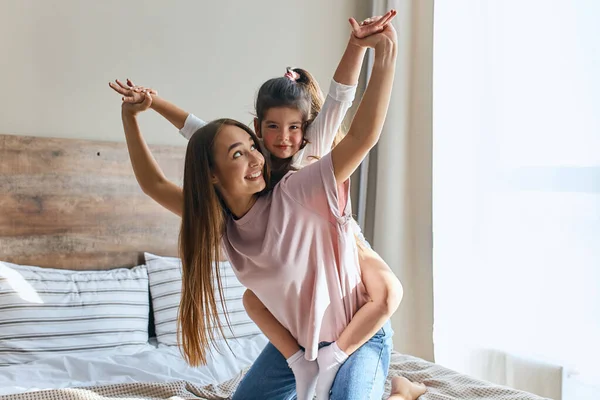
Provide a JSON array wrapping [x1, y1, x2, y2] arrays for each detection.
[[110, 11, 423, 400]]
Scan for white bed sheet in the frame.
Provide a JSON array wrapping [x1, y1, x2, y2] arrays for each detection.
[[0, 334, 268, 396]]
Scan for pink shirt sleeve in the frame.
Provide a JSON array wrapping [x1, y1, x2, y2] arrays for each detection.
[[280, 153, 351, 223]]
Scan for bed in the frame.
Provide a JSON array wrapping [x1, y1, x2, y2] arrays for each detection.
[[0, 133, 549, 399]]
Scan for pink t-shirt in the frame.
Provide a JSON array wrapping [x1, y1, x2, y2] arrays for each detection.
[[221, 153, 368, 360]]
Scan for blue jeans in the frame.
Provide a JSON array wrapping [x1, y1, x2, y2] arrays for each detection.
[[232, 321, 393, 400]]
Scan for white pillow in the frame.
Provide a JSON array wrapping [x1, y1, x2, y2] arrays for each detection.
[[145, 253, 262, 346], [0, 260, 149, 365]]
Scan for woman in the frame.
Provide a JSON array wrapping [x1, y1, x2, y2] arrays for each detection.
[[110, 12, 405, 400], [117, 15, 425, 400]]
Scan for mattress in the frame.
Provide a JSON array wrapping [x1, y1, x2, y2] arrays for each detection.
[[0, 344, 549, 400], [0, 335, 268, 396]]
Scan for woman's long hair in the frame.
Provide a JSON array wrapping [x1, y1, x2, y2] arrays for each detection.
[[177, 118, 269, 366]]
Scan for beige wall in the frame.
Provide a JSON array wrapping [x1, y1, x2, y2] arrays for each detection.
[[0, 0, 366, 145]]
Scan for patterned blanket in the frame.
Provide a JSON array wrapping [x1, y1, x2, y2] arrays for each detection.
[[0, 352, 549, 400]]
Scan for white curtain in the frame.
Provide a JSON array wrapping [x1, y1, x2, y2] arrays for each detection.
[[364, 0, 435, 361], [433, 1, 600, 399]]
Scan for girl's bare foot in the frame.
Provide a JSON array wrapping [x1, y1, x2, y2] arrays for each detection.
[[388, 376, 427, 399]]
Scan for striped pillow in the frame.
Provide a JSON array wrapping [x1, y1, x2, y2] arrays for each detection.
[[144, 253, 262, 346], [0, 260, 149, 366]]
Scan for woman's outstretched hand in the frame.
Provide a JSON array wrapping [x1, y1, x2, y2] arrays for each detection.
[[349, 9, 397, 40], [350, 15, 397, 50]]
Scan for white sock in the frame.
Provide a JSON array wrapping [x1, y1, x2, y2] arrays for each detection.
[[316, 342, 348, 399], [287, 349, 319, 400]]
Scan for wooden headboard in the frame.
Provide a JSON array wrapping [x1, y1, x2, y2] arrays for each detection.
[[0, 133, 185, 270]]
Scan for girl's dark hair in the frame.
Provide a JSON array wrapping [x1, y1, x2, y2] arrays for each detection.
[[255, 68, 346, 184]]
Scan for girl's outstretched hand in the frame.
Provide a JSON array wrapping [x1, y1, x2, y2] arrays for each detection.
[[118, 85, 153, 116], [109, 78, 157, 104]]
